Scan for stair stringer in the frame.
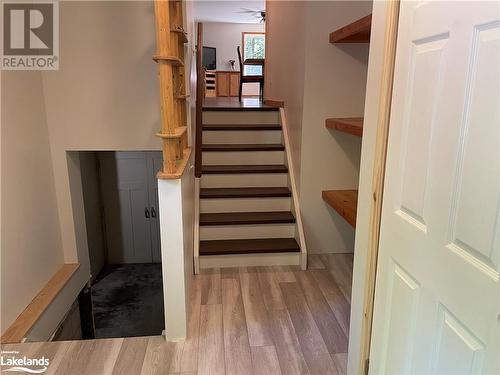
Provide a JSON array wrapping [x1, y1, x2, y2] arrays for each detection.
[[280, 107, 308, 270], [194, 177, 200, 274]]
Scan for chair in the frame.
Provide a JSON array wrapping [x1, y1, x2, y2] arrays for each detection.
[[237, 46, 264, 102]]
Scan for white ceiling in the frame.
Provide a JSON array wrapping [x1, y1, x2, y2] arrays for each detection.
[[193, 0, 265, 24]]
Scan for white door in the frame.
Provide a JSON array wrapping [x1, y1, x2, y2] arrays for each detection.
[[100, 152, 161, 264], [370, 2, 499, 374]]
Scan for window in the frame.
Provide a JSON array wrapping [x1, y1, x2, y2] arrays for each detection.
[[242, 32, 265, 75]]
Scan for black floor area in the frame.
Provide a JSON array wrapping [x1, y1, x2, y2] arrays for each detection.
[[91, 263, 164, 339]]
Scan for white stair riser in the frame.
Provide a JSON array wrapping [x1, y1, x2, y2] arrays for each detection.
[[203, 111, 280, 124], [200, 223, 295, 240], [203, 130, 282, 145], [200, 197, 291, 213], [202, 151, 284, 165], [200, 253, 300, 268], [201, 173, 288, 188]]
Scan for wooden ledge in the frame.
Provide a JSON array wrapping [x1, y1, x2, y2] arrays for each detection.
[[322, 190, 358, 228], [1, 263, 80, 344], [156, 126, 187, 139], [263, 99, 285, 108], [326, 117, 363, 137], [157, 147, 192, 180], [330, 14, 372, 43], [171, 28, 188, 43], [152, 55, 184, 66], [175, 94, 190, 100]]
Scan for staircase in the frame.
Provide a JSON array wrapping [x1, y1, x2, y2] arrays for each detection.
[[195, 105, 306, 270]]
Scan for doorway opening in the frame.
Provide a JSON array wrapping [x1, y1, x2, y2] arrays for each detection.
[[60, 151, 165, 340]]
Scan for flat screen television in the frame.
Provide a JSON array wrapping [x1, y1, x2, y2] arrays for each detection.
[[202, 46, 216, 70]]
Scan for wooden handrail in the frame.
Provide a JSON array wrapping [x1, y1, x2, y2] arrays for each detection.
[[1, 263, 80, 344], [194, 22, 204, 178], [153, 0, 191, 180]]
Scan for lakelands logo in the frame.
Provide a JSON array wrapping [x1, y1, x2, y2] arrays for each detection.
[[1, 351, 49, 373], [1, 1, 59, 70]]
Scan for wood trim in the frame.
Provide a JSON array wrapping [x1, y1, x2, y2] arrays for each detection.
[[263, 99, 284, 108], [157, 147, 192, 180], [279, 107, 308, 270], [322, 190, 358, 228], [152, 55, 184, 66], [194, 22, 204, 178], [155, 126, 187, 139], [359, 2, 400, 373], [1, 263, 80, 344], [325, 117, 363, 137], [329, 14, 372, 44]]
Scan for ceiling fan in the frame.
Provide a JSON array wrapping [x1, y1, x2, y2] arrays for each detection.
[[236, 8, 266, 23]]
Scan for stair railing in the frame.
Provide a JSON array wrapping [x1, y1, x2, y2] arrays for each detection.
[[153, 0, 190, 179], [194, 22, 204, 178]]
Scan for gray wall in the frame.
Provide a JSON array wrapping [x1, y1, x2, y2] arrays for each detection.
[[79, 152, 106, 280], [1, 71, 64, 332]]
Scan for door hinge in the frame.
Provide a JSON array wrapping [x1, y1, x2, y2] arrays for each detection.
[[365, 358, 370, 375]]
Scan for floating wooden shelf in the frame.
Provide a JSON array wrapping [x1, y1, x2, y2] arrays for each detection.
[[156, 126, 187, 139], [157, 147, 192, 180], [326, 117, 363, 137], [171, 28, 188, 43], [152, 55, 184, 66], [329, 14, 372, 43], [322, 189, 358, 228]]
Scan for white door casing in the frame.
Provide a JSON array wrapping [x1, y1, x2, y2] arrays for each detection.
[[370, 2, 499, 374]]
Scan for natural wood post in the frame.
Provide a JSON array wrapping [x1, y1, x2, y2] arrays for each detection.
[[153, 0, 191, 178]]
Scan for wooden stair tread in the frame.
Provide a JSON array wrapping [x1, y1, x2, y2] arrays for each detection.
[[202, 144, 285, 152], [200, 187, 291, 199], [322, 190, 358, 228], [200, 211, 296, 226], [329, 14, 372, 43], [203, 123, 281, 131], [326, 117, 363, 137], [202, 165, 288, 174], [200, 238, 300, 256]]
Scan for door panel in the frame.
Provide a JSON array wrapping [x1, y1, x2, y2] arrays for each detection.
[[148, 152, 163, 263], [229, 73, 240, 97], [99, 152, 153, 264], [433, 306, 485, 375], [370, 2, 499, 374], [381, 262, 421, 375]]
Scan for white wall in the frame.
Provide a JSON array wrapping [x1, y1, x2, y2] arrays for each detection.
[[158, 152, 195, 340], [202, 22, 264, 71], [1, 71, 64, 333], [39, 0, 161, 326], [266, 1, 371, 254], [264, 1, 306, 185], [203, 22, 263, 96], [2, 1, 173, 339]]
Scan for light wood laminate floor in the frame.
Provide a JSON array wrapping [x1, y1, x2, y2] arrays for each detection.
[[1, 254, 353, 375]]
